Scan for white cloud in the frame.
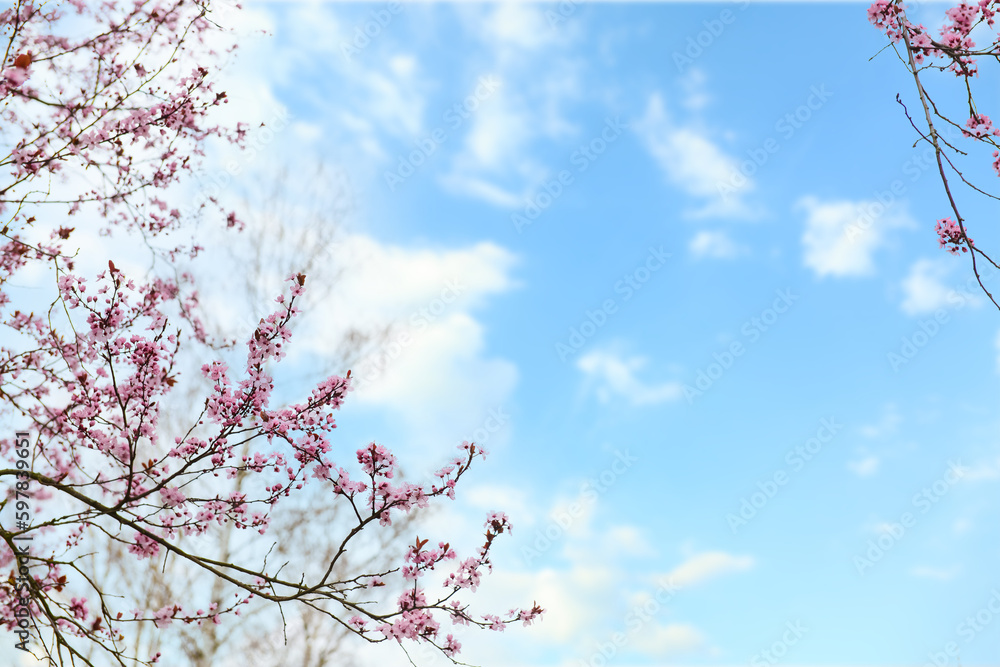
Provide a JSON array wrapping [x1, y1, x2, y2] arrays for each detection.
[[478, 2, 559, 53], [910, 565, 959, 581], [859, 404, 901, 439], [637, 96, 732, 197], [214, 2, 582, 211], [901, 258, 959, 315], [634, 93, 757, 220], [660, 551, 755, 588], [350, 63, 428, 140], [577, 350, 682, 406], [285, 7, 427, 139], [954, 456, 1000, 481], [447, 534, 725, 664], [631, 623, 707, 657], [356, 313, 517, 418], [439, 172, 524, 207], [797, 195, 914, 278], [605, 525, 656, 558], [193, 218, 521, 458], [320, 238, 519, 450], [203, 3, 281, 127], [460, 96, 527, 170], [397, 475, 732, 664], [496, 565, 617, 646], [438, 4, 581, 207], [690, 230, 746, 259], [387, 54, 417, 78], [326, 236, 517, 321], [869, 520, 900, 536], [195, 2, 437, 189], [847, 455, 880, 477]]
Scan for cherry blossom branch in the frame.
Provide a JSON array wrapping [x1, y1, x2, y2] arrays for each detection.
[[1, 3, 541, 664], [869, 0, 1000, 309]]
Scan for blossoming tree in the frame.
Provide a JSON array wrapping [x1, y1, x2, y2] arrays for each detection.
[[868, 0, 1000, 308], [0, 1, 541, 665]]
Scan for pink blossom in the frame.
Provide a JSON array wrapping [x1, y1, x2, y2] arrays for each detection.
[[153, 605, 177, 628], [128, 533, 161, 560], [935, 217, 974, 253], [69, 597, 88, 620], [160, 486, 186, 508], [3, 67, 28, 86]]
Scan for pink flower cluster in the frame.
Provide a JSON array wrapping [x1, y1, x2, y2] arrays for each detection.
[[961, 114, 1000, 176], [868, 0, 998, 74], [963, 113, 1000, 138], [2, 264, 539, 661], [0, 0, 241, 236], [369, 510, 544, 652], [936, 217, 975, 253]]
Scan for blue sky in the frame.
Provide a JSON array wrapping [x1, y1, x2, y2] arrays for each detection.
[[40, 2, 1000, 666]]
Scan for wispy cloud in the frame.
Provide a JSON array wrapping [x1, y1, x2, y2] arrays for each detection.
[[690, 230, 747, 259], [438, 172, 523, 207], [660, 551, 755, 588], [634, 93, 757, 220], [901, 258, 959, 315], [440, 3, 582, 206], [631, 622, 707, 657], [955, 456, 1000, 481], [577, 350, 682, 406], [859, 404, 901, 439], [848, 454, 880, 477]]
